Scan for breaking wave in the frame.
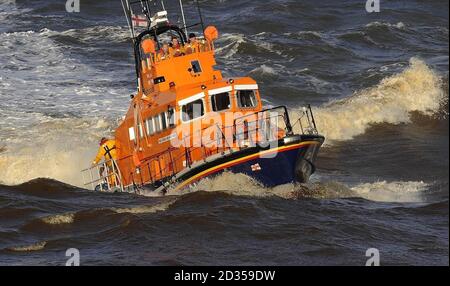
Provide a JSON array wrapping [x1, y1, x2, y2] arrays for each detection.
[[40, 26, 131, 44], [32, 199, 177, 227], [112, 199, 178, 214], [249, 64, 278, 77], [351, 181, 430, 203], [169, 172, 432, 203], [0, 117, 112, 187], [292, 58, 446, 142], [0, 25, 131, 187], [365, 21, 406, 30], [6, 241, 47, 252], [40, 213, 75, 225], [215, 33, 247, 59]]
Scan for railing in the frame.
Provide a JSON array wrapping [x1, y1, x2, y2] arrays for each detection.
[[81, 158, 124, 192], [233, 106, 293, 148], [291, 104, 319, 135], [83, 105, 318, 193], [143, 39, 213, 66], [128, 106, 296, 190], [129, 123, 234, 190]]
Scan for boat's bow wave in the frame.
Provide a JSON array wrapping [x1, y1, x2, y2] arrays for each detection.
[[165, 171, 434, 203]]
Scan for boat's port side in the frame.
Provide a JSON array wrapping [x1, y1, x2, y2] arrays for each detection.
[[157, 135, 324, 193], [82, 104, 324, 194]]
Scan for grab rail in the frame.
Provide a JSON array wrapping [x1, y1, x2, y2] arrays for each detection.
[[81, 158, 125, 192], [290, 104, 319, 135], [83, 105, 319, 192]]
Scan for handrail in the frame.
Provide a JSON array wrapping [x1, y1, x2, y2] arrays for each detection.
[[126, 106, 295, 189], [81, 158, 125, 192], [141, 39, 213, 67], [234, 106, 293, 135], [83, 105, 319, 192], [290, 105, 319, 135]]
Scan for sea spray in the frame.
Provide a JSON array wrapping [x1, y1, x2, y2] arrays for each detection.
[[291, 58, 445, 142]]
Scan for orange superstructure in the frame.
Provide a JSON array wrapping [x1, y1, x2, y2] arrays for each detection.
[[114, 29, 266, 189]]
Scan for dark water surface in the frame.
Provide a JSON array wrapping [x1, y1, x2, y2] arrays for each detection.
[[0, 0, 448, 265]]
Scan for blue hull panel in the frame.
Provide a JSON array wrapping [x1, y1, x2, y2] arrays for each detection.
[[228, 147, 300, 187]]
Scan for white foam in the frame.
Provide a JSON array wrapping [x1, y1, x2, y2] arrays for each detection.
[[0, 26, 132, 187], [112, 199, 177, 214], [169, 172, 431, 203], [250, 64, 277, 76], [366, 21, 406, 30], [41, 213, 75, 225], [40, 26, 131, 43], [215, 33, 246, 59], [292, 58, 445, 142], [7, 241, 47, 252], [351, 181, 430, 203], [0, 117, 113, 187], [285, 30, 323, 39]]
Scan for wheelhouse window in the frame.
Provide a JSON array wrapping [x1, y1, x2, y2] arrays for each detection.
[[168, 107, 175, 127], [154, 115, 162, 133], [211, 92, 231, 112], [145, 111, 173, 135], [182, 99, 205, 122], [138, 123, 144, 138], [128, 127, 136, 141], [160, 112, 168, 130], [146, 118, 155, 135], [237, 90, 257, 108]]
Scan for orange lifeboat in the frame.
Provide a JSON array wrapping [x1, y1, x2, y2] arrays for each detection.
[[82, 0, 325, 195]]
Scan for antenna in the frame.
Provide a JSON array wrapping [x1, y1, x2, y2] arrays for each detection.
[[140, 0, 151, 23], [179, 0, 188, 36], [195, 0, 205, 35], [121, 0, 135, 41]]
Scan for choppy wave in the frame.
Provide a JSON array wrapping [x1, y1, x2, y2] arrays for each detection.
[[365, 21, 406, 30], [41, 26, 131, 44], [6, 241, 47, 252], [250, 64, 277, 76], [351, 181, 430, 203], [0, 23, 132, 187], [40, 213, 75, 225], [215, 33, 247, 59], [291, 58, 446, 142], [112, 199, 178, 214], [0, 117, 112, 187], [168, 171, 432, 203], [0, 0, 447, 266]]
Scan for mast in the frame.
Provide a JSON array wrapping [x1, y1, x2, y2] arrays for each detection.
[[179, 0, 188, 36], [120, 0, 206, 88], [195, 0, 205, 36], [120, 0, 135, 41]]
